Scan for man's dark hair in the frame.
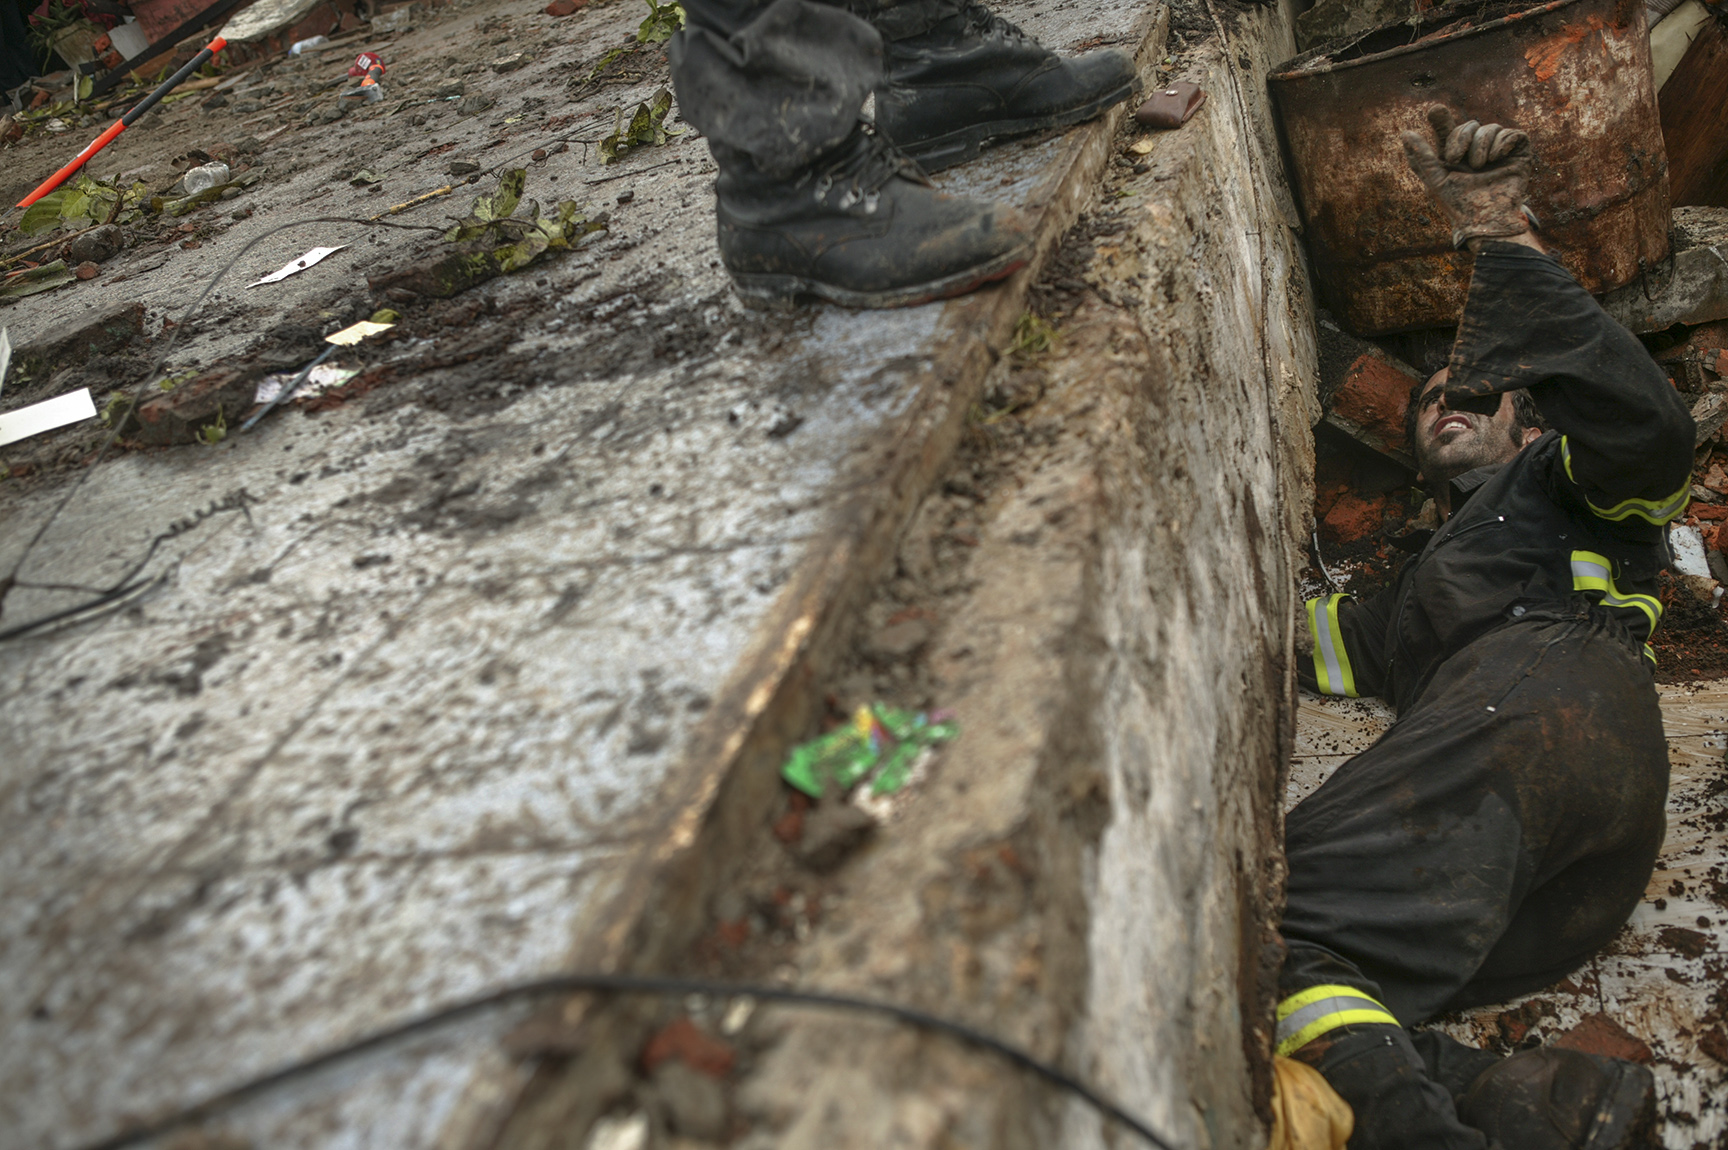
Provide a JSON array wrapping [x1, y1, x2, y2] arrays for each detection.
[[1403, 381, 1546, 452]]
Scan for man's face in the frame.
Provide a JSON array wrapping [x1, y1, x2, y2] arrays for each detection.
[[1411, 369, 1534, 485]]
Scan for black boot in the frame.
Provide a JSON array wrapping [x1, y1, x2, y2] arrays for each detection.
[[1300, 1024, 1491, 1149], [872, 0, 1138, 171], [714, 124, 1033, 307], [1457, 1047, 1657, 1149]]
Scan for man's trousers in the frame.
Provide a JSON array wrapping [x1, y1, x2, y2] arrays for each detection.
[[1279, 607, 1669, 1148]]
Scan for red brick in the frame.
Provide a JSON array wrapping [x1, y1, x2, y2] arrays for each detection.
[[544, 0, 585, 14], [1320, 491, 1388, 544], [1331, 350, 1420, 455], [641, 1018, 736, 1078], [1552, 1012, 1654, 1064]]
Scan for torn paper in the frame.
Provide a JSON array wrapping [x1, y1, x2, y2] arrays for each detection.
[[325, 320, 394, 346], [0, 388, 97, 447], [248, 245, 349, 288]]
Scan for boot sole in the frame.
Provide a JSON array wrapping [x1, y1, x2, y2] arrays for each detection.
[[1584, 1061, 1658, 1150], [894, 78, 1139, 173], [728, 245, 1031, 309]]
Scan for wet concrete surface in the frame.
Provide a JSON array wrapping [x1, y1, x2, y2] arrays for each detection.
[[0, 0, 1164, 1147], [1291, 686, 1728, 1149]]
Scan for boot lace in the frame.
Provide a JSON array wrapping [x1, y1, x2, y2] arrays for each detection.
[[810, 124, 932, 212]]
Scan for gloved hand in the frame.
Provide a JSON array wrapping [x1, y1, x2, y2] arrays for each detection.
[[1268, 1056, 1353, 1150], [1399, 104, 1536, 251]]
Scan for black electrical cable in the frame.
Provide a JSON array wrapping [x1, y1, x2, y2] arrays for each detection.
[[69, 973, 1177, 1150]]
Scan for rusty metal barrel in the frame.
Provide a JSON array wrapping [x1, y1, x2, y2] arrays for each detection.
[[1270, 0, 1670, 335]]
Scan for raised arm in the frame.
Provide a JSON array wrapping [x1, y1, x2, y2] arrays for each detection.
[[1444, 243, 1693, 527], [1399, 104, 1693, 528]]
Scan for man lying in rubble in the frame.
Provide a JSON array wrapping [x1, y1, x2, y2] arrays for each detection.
[[1280, 106, 1693, 1149], [666, 0, 1136, 307]]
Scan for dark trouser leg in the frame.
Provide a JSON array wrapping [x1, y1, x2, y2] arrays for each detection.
[[669, 0, 1034, 305], [1277, 613, 1669, 1149], [674, 0, 883, 178]]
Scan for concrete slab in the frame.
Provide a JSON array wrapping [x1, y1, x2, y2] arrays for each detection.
[[1291, 685, 1728, 1148], [0, 1, 1176, 1148]]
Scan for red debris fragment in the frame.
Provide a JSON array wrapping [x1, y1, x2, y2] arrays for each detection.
[[641, 1017, 736, 1078], [74, 261, 100, 280], [1331, 349, 1420, 456], [1552, 1012, 1654, 1065], [1320, 490, 1389, 544], [544, 0, 585, 13], [772, 791, 809, 845]]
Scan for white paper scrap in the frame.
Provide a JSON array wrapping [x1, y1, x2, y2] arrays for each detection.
[[0, 328, 11, 400], [0, 388, 97, 447], [248, 245, 349, 288], [325, 320, 394, 346], [254, 363, 359, 405]]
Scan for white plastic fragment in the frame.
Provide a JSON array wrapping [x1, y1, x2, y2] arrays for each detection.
[[254, 363, 358, 404], [249, 245, 348, 288], [0, 328, 11, 399], [325, 319, 393, 346], [1670, 523, 1713, 578], [182, 161, 232, 196], [0, 388, 97, 447], [583, 1112, 648, 1150]]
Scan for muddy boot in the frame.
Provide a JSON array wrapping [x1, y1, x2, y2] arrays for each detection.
[[1296, 1025, 1490, 1149], [870, 0, 1138, 171], [1457, 1047, 1657, 1150], [1411, 1029, 1506, 1104], [713, 125, 1033, 307]]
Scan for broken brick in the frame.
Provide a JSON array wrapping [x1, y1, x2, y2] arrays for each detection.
[[1325, 349, 1420, 468], [123, 367, 264, 447], [544, 0, 584, 13], [641, 1017, 736, 1078], [1320, 490, 1389, 544], [1552, 1013, 1654, 1065], [74, 261, 100, 280]]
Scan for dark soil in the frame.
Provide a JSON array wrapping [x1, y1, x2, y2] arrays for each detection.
[[1649, 575, 1728, 683]]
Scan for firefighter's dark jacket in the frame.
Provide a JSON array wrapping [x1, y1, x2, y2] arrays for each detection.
[[1301, 242, 1695, 711]]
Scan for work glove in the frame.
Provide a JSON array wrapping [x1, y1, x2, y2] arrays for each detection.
[[1399, 105, 1537, 251], [1268, 1056, 1353, 1150]]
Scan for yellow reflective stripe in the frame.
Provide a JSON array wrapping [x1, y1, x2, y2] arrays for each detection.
[[1561, 436, 1689, 525], [1275, 985, 1399, 1057], [1307, 594, 1358, 698], [1644, 643, 1657, 666], [1277, 1010, 1403, 1057], [1569, 550, 1663, 637]]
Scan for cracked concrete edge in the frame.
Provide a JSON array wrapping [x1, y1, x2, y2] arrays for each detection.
[[430, 7, 1178, 1148]]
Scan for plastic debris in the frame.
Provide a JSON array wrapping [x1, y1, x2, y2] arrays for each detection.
[[781, 703, 959, 799], [248, 245, 348, 288], [182, 161, 232, 196], [0, 328, 11, 398], [254, 363, 358, 405], [289, 35, 329, 55], [0, 388, 97, 447]]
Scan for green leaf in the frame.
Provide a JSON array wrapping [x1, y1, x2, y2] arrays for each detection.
[[0, 260, 76, 303], [18, 192, 69, 236], [636, 0, 685, 44], [597, 88, 678, 164]]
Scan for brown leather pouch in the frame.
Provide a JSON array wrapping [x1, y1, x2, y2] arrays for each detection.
[[1135, 82, 1206, 129]]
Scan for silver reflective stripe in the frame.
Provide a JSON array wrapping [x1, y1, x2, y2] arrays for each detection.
[[1310, 594, 1354, 697], [1274, 993, 1388, 1047]]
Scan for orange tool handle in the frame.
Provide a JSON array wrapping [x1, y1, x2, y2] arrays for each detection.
[[17, 37, 228, 210]]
